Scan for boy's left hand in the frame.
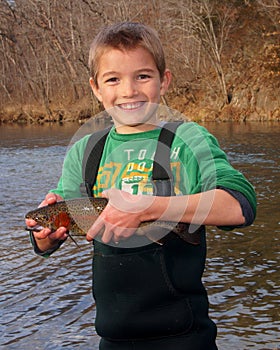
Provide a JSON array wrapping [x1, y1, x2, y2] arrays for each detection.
[[86, 189, 153, 244]]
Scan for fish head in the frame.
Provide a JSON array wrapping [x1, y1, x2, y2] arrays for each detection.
[[25, 207, 71, 231], [25, 207, 52, 226]]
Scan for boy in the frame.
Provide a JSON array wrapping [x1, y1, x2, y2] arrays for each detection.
[[26, 22, 256, 349]]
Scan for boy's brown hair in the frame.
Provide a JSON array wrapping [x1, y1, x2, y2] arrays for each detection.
[[88, 22, 166, 85]]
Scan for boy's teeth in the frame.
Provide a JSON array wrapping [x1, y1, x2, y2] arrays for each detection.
[[120, 102, 142, 109]]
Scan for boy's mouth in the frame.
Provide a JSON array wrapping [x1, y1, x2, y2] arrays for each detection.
[[117, 102, 145, 111]]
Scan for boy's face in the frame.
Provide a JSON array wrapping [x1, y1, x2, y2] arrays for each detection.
[[90, 46, 171, 132]]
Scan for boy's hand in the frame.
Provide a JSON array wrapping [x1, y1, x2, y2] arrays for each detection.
[[26, 193, 68, 250], [86, 189, 154, 244]]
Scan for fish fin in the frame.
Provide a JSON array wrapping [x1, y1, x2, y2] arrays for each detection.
[[67, 232, 80, 248]]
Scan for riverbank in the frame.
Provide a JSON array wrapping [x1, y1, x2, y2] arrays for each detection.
[[1, 91, 279, 124]]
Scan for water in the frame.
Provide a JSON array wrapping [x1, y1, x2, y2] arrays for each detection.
[[0, 121, 279, 350]]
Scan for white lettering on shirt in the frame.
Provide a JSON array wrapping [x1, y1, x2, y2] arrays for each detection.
[[171, 147, 180, 160], [138, 149, 147, 160], [124, 149, 134, 161]]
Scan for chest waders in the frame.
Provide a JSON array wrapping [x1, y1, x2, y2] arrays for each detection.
[[81, 123, 218, 349]]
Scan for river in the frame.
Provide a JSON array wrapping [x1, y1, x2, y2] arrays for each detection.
[[0, 120, 279, 350]]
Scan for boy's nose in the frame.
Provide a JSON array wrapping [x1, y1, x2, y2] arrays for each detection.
[[120, 79, 138, 98]]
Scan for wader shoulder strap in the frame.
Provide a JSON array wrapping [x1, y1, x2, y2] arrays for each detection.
[[80, 122, 183, 197], [80, 127, 111, 197], [152, 121, 183, 196], [153, 121, 201, 245]]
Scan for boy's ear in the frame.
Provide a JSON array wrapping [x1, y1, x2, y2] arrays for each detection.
[[160, 69, 172, 96], [89, 77, 103, 102]]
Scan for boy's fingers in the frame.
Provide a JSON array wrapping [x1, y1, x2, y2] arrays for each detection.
[[49, 227, 68, 241], [31, 226, 68, 241], [102, 228, 114, 244], [45, 193, 62, 205], [86, 217, 104, 241], [38, 193, 63, 208], [101, 190, 109, 198], [33, 227, 52, 239], [26, 218, 37, 226]]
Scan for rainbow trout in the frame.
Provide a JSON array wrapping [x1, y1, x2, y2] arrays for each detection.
[[25, 197, 201, 246]]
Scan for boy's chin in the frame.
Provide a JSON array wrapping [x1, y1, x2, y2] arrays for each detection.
[[114, 120, 158, 133], [114, 117, 158, 129]]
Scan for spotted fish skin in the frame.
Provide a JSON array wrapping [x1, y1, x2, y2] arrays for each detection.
[[25, 197, 201, 245], [25, 197, 108, 236]]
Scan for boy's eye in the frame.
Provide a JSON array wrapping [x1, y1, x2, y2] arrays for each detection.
[[105, 77, 119, 84], [137, 74, 151, 80]]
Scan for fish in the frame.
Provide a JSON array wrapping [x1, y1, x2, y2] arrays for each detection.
[[25, 197, 201, 246]]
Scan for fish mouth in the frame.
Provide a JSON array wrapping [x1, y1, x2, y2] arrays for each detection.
[[25, 225, 80, 248], [25, 225, 45, 232]]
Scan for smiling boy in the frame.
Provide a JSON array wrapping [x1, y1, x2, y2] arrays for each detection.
[[89, 46, 171, 132], [27, 22, 256, 349]]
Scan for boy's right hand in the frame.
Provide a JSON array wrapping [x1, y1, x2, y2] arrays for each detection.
[[26, 193, 68, 251]]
